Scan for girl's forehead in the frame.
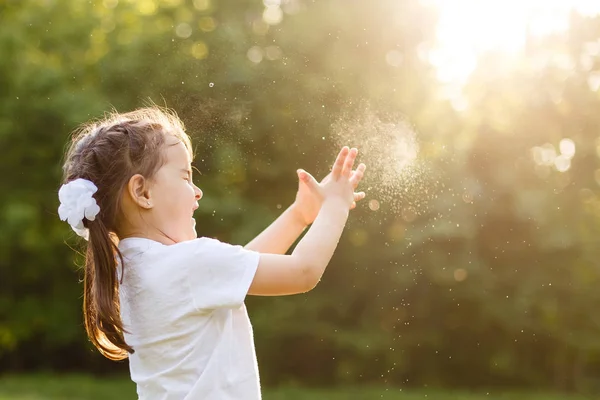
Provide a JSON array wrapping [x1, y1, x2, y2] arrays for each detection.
[[164, 140, 192, 166]]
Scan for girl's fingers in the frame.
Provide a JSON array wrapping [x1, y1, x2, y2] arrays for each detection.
[[353, 191, 366, 202], [341, 148, 358, 178], [350, 192, 366, 210], [331, 146, 349, 179], [349, 163, 366, 188]]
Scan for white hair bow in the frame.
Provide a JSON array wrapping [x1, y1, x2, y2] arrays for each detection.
[[58, 178, 100, 240]]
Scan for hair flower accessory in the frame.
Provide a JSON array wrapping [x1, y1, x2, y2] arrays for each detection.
[[58, 178, 101, 240]]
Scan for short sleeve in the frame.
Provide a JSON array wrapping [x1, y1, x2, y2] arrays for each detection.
[[182, 237, 260, 311]]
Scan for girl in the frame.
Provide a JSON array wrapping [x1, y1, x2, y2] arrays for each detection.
[[58, 106, 366, 399]]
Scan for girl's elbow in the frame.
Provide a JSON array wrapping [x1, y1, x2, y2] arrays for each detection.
[[299, 262, 323, 292]]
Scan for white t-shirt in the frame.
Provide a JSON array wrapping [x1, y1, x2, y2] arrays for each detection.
[[117, 237, 261, 400]]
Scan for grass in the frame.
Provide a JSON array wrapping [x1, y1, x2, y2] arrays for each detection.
[[0, 374, 595, 400]]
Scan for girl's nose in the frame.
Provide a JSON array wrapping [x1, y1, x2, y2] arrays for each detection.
[[194, 185, 203, 200]]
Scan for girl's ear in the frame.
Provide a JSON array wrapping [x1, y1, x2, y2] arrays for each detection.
[[127, 174, 152, 209]]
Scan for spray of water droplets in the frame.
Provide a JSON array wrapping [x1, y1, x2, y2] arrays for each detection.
[[330, 106, 436, 218]]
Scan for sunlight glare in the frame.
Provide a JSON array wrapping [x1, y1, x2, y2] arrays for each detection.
[[421, 0, 600, 86]]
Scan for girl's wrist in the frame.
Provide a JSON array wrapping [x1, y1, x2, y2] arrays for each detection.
[[321, 197, 351, 218], [322, 196, 351, 210], [288, 202, 310, 227]]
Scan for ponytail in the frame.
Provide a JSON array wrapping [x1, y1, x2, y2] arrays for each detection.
[[84, 218, 133, 360]]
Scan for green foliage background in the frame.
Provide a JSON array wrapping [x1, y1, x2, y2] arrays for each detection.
[[1, 0, 600, 393]]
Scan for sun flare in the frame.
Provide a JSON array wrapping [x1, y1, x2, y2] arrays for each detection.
[[422, 0, 600, 85]]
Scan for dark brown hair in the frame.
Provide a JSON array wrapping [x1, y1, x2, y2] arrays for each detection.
[[61, 106, 192, 360]]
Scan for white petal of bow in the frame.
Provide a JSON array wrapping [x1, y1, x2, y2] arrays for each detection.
[[58, 178, 100, 240]]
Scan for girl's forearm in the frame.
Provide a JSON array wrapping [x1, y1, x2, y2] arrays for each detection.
[[291, 198, 349, 285], [244, 204, 307, 254]]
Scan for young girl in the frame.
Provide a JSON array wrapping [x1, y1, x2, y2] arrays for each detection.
[[58, 106, 366, 399]]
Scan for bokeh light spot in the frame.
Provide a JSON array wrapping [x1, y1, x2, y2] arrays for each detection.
[[454, 269, 468, 282], [369, 199, 380, 211], [193, 0, 210, 11], [588, 72, 600, 91], [138, 0, 157, 15], [175, 23, 192, 39], [532, 143, 557, 167], [247, 46, 264, 63], [554, 155, 571, 172], [559, 138, 576, 158], [263, 6, 283, 25], [199, 17, 216, 32], [191, 41, 208, 59]]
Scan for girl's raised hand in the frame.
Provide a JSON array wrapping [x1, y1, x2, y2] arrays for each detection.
[[323, 146, 362, 207], [292, 146, 366, 226]]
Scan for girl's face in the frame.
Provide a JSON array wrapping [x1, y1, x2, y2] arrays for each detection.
[[147, 137, 203, 243]]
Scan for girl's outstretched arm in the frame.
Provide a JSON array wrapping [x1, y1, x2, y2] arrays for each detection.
[[244, 204, 307, 254], [248, 147, 360, 296], [244, 154, 366, 254]]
